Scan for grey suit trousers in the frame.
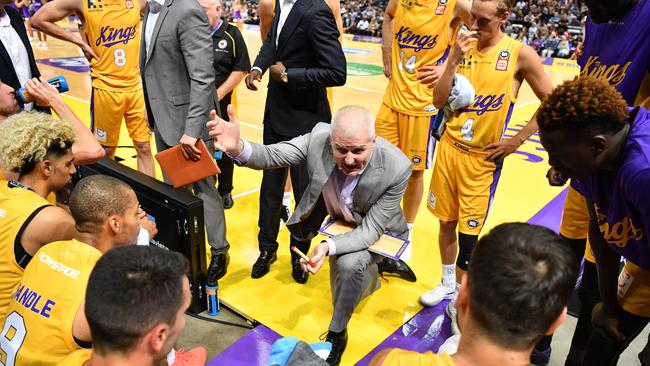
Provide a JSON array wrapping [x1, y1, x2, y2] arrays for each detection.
[[154, 132, 229, 255], [328, 250, 382, 332]]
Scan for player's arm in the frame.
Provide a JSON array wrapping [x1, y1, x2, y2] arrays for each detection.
[[483, 45, 552, 162], [24, 78, 105, 165], [324, 0, 344, 43], [258, 0, 274, 41], [20, 206, 76, 257], [31, 0, 98, 61], [380, 0, 398, 79], [586, 199, 626, 341], [72, 300, 91, 343], [432, 30, 477, 109], [453, 0, 472, 26]]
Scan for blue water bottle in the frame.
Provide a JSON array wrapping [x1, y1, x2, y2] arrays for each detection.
[[206, 282, 220, 316], [16, 75, 69, 103]]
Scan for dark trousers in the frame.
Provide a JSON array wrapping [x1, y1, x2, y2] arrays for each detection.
[[216, 96, 233, 195], [583, 297, 649, 366], [258, 123, 311, 259]]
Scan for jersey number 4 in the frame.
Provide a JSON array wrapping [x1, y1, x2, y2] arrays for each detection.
[[0, 312, 26, 366], [398, 51, 417, 74]]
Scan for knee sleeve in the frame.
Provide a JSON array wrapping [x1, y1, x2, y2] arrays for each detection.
[[457, 233, 478, 271]]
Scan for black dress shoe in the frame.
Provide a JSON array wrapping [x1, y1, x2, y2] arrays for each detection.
[[291, 258, 308, 284], [207, 252, 229, 283], [221, 192, 234, 209], [377, 258, 417, 282], [251, 250, 277, 279], [325, 329, 348, 366]]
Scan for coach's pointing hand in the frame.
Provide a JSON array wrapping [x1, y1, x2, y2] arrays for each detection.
[[207, 104, 243, 156]]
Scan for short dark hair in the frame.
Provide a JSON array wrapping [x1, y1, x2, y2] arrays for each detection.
[[537, 76, 630, 138], [468, 223, 578, 350], [69, 175, 134, 234], [85, 246, 190, 355]]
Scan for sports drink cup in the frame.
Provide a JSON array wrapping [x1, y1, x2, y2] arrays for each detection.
[[206, 282, 220, 316], [16, 75, 69, 103]]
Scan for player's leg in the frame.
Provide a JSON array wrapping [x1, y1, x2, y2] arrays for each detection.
[[564, 258, 600, 366], [124, 89, 154, 176], [91, 88, 124, 161], [421, 140, 459, 307]]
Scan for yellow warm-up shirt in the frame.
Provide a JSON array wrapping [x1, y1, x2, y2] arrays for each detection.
[[443, 35, 522, 155], [383, 0, 458, 115], [0, 240, 101, 366]]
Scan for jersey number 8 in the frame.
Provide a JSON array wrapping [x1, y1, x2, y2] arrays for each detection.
[[0, 312, 27, 366], [114, 48, 127, 67]]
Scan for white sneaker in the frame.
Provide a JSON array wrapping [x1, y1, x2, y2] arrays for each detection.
[[41, 41, 47, 48], [446, 294, 460, 335], [419, 283, 455, 307], [36, 41, 42, 48], [438, 334, 461, 355]]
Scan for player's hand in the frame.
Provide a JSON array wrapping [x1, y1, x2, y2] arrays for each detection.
[[483, 138, 519, 162], [546, 166, 568, 186], [207, 105, 243, 156], [24, 77, 62, 107], [301, 241, 328, 274], [78, 41, 99, 62], [245, 69, 263, 91], [592, 302, 626, 342], [450, 30, 477, 65], [179, 134, 201, 161], [417, 64, 443, 88], [269, 61, 285, 82], [139, 210, 158, 238], [381, 46, 392, 79]]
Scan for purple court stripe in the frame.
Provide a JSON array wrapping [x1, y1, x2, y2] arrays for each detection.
[[207, 324, 281, 366], [208, 189, 569, 365], [525, 187, 568, 232], [356, 301, 453, 365]]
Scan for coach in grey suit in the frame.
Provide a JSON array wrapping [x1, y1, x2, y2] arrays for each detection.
[[208, 105, 412, 365], [140, 0, 230, 281]]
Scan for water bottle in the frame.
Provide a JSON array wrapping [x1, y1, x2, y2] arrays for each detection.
[[16, 75, 69, 103], [206, 282, 220, 316]]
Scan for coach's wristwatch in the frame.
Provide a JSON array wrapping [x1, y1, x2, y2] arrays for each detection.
[[280, 69, 288, 83]]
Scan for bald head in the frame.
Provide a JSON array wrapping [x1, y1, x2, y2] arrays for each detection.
[[330, 105, 375, 141], [330, 106, 377, 176]]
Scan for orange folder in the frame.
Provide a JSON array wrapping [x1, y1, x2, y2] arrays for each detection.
[[155, 139, 221, 188]]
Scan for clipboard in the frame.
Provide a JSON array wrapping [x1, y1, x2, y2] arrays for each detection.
[[155, 139, 221, 188], [318, 219, 410, 260]]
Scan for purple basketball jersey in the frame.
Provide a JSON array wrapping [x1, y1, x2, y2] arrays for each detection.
[[572, 107, 650, 270], [578, 0, 650, 107]]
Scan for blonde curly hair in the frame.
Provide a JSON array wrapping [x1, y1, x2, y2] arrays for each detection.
[[0, 111, 76, 174]]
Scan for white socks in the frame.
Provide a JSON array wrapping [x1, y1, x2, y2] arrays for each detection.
[[282, 192, 291, 208], [442, 264, 456, 289]]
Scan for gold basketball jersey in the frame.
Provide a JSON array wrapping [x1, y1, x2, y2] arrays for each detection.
[[0, 184, 51, 317], [81, 0, 142, 91], [58, 348, 92, 366], [443, 36, 522, 155], [383, 0, 458, 116], [0, 240, 101, 366]]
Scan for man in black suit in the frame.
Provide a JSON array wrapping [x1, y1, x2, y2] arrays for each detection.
[[245, 0, 346, 284], [0, 0, 46, 112]]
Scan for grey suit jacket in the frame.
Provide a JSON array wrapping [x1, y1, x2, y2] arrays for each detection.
[[140, 0, 216, 146], [244, 123, 411, 255]]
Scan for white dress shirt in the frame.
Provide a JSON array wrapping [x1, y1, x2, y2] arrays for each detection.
[[144, 0, 165, 57], [276, 0, 296, 46], [0, 10, 33, 110], [231, 139, 370, 256]]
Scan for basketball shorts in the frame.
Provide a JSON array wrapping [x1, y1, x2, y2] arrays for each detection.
[[91, 87, 150, 147], [427, 136, 502, 235], [560, 185, 589, 240], [618, 261, 650, 317], [375, 103, 436, 170]]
